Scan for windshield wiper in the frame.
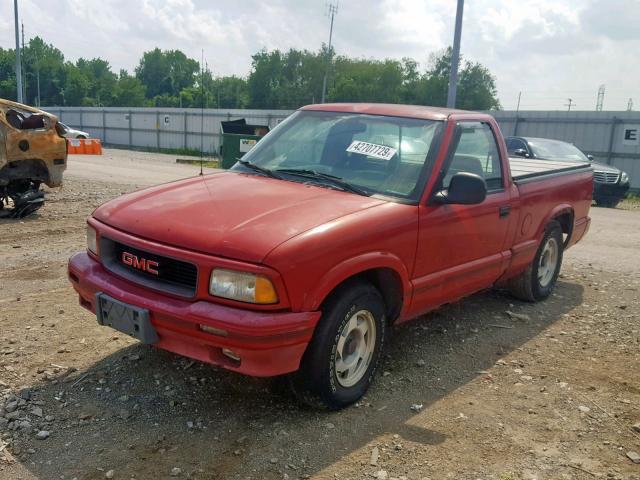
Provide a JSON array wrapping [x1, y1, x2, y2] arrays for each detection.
[[236, 159, 282, 179], [275, 168, 369, 196]]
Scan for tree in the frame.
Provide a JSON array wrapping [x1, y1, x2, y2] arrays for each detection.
[[0, 47, 17, 100], [457, 62, 501, 110], [0, 39, 500, 110], [63, 64, 89, 106], [135, 48, 199, 100], [76, 58, 118, 106], [113, 70, 146, 107]]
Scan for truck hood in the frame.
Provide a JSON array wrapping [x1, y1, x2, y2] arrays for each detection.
[[93, 172, 386, 263]]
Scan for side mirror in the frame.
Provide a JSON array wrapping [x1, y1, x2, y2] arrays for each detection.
[[587, 154, 594, 161], [434, 172, 487, 205], [513, 148, 529, 158]]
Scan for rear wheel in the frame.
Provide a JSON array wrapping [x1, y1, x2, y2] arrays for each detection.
[[508, 221, 563, 302], [289, 281, 386, 410]]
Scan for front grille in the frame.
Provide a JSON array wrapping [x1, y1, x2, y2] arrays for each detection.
[[594, 171, 619, 184], [101, 238, 198, 297]]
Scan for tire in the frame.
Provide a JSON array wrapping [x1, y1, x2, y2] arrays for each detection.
[[289, 281, 386, 410], [507, 221, 563, 302], [77, 135, 87, 139]]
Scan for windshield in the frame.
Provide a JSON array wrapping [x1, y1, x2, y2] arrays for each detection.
[[232, 110, 441, 200], [529, 139, 589, 162]]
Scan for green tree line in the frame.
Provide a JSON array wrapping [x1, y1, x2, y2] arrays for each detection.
[[0, 37, 501, 110]]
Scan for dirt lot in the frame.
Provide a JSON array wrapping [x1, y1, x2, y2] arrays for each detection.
[[1, 150, 639, 480]]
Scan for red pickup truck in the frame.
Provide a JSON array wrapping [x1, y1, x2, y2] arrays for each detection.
[[68, 104, 592, 409]]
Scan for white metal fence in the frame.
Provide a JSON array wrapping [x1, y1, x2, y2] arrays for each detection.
[[44, 106, 294, 155], [44, 106, 640, 190]]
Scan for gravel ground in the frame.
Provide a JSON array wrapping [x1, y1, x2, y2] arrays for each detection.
[[1, 153, 639, 480]]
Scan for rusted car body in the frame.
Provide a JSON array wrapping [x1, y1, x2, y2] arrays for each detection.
[[0, 99, 67, 217]]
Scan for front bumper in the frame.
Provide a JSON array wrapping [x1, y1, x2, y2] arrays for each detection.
[[68, 252, 321, 377], [593, 181, 629, 202]]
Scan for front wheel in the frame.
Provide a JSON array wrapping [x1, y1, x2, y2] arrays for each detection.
[[508, 221, 564, 302], [289, 281, 386, 410]]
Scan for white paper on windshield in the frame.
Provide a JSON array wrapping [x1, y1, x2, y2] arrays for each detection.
[[346, 141, 397, 161]]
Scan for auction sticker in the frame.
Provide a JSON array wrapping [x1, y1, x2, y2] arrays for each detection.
[[346, 141, 397, 161]]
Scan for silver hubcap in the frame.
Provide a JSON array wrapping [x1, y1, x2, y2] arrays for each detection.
[[334, 310, 376, 388], [538, 236, 559, 288]]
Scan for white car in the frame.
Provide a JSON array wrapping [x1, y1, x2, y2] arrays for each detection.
[[59, 122, 90, 139]]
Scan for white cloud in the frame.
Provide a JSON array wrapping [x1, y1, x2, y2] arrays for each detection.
[[0, 0, 638, 110]]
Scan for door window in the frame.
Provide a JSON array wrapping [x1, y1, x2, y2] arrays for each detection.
[[443, 122, 503, 191]]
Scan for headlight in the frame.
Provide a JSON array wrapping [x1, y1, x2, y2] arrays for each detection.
[[87, 224, 98, 255], [209, 268, 278, 304], [620, 171, 629, 183]]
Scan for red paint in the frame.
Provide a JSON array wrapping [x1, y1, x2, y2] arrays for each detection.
[[68, 104, 593, 377]]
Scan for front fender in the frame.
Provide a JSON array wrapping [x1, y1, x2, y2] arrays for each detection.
[[302, 252, 412, 313]]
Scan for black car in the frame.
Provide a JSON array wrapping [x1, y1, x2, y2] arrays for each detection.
[[506, 136, 630, 208]]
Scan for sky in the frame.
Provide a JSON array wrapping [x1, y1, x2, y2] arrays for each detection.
[[1, 0, 639, 111]]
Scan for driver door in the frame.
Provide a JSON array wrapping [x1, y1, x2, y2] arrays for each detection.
[[409, 121, 514, 316]]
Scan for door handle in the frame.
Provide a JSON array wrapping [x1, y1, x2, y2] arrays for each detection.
[[499, 205, 511, 217]]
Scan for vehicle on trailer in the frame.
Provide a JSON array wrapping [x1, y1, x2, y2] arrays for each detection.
[[58, 122, 90, 139], [506, 136, 630, 208], [0, 99, 67, 218], [69, 104, 593, 409]]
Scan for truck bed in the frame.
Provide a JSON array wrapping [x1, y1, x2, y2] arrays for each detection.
[[509, 158, 592, 183]]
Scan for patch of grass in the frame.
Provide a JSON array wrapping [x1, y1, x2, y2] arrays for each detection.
[[105, 144, 218, 159], [175, 158, 220, 168], [619, 192, 640, 210]]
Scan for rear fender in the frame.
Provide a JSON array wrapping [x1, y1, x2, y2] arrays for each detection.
[[536, 204, 574, 244], [303, 252, 412, 315]]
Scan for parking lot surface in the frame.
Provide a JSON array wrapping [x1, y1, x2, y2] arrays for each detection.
[[1, 150, 639, 480]]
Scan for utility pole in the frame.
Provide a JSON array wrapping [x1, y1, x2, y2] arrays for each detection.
[[321, 2, 338, 104], [32, 48, 40, 107], [628, 98, 634, 111], [14, 0, 23, 103], [446, 0, 464, 108], [595, 84, 605, 111], [515, 91, 522, 113], [21, 23, 26, 103], [565, 98, 574, 111]]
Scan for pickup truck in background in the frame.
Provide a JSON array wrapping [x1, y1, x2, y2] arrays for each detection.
[[69, 104, 593, 409], [506, 136, 630, 208]]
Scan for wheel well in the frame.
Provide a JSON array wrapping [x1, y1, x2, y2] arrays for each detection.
[[0, 159, 50, 185], [322, 268, 404, 324], [553, 211, 574, 247]]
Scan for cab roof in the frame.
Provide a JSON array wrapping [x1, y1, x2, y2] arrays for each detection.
[[300, 103, 474, 121]]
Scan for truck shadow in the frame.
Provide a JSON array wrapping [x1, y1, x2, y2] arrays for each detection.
[[13, 280, 583, 479]]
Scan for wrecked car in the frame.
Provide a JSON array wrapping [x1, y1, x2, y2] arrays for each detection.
[[0, 99, 67, 218]]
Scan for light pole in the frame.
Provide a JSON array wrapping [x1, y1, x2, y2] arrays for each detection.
[[14, 0, 24, 103], [446, 0, 464, 108]]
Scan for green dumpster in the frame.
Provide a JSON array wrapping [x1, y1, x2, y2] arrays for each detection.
[[220, 119, 270, 169]]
